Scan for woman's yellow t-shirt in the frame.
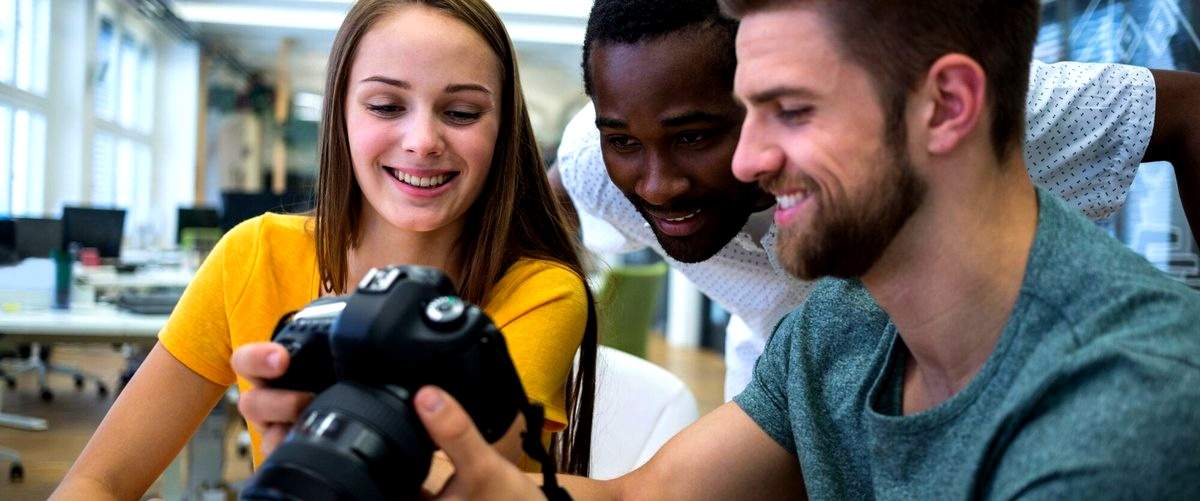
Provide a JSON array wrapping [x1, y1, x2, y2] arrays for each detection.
[[157, 213, 587, 466]]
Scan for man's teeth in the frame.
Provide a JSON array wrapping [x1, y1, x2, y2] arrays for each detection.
[[390, 169, 451, 188], [664, 209, 701, 222], [776, 191, 808, 210]]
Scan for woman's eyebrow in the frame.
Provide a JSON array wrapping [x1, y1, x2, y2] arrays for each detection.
[[445, 83, 492, 95], [361, 76, 409, 88]]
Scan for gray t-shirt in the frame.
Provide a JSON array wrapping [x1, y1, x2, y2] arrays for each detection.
[[736, 188, 1200, 500]]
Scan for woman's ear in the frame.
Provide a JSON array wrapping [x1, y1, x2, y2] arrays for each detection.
[[921, 54, 988, 156]]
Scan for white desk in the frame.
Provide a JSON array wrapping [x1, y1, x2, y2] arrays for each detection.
[[0, 304, 166, 345], [77, 267, 194, 292], [0, 303, 229, 499]]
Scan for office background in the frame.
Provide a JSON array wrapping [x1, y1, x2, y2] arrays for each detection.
[[1036, 0, 1199, 287], [0, 0, 1197, 499]]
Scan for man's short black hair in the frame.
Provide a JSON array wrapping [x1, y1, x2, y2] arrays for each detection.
[[582, 0, 738, 96]]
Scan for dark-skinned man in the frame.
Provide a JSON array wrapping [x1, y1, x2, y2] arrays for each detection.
[[549, 0, 1200, 400]]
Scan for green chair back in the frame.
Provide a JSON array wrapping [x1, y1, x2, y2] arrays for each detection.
[[596, 262, 668, 359], [180, 227, 222, 253]]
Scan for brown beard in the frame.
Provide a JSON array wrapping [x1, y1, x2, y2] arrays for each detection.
[[776, 141, 927, 281]]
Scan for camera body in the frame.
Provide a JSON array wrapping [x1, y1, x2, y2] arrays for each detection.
[[240, 265, 528, 501]]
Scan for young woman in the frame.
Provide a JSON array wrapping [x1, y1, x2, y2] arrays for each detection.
[[54, 0, 595, 497]]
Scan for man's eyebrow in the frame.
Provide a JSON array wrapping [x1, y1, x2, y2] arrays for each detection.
[[362, 76, 410, 88], [661, 111, 726, 128], [744, 86, 818, 105], [595, 116, 627, 129], [445, 83, 492, 95]]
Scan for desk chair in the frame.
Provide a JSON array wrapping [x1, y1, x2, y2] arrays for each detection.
[[596, 262, 668, 358], [2, 342, 110, 401], [3, 219, 111, 401], [0, 341, 49, 484], [588, 346, 699, 480]]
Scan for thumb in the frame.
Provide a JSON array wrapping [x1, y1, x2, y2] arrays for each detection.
[[415, 386, 494, 476], [230, 342, 290, 385]]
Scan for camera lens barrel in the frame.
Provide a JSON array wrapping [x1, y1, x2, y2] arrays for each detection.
[[240, 382, 434, 501]]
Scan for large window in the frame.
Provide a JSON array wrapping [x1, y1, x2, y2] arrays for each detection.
[[91, 2, 156, 239], [0, 0, 49, 216], [1036, 0, 1200, 289]]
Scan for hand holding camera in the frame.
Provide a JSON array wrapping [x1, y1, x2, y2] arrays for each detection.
[[235, 265, 541, 500]]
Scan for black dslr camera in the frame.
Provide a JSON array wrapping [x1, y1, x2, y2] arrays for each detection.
[[239, 265, 530, 500]]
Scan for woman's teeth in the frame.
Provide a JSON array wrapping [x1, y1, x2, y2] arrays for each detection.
[[388, 168, 452, 188], [776, 191, 808, 210], [664, 210, 701, 222]]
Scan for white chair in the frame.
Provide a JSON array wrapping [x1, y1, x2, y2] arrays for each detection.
[[588, 346, 700, 480]]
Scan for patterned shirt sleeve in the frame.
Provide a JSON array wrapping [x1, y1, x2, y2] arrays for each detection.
[[1024, 60, 1156, 220]]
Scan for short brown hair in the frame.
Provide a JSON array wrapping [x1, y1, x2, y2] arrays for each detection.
[[312, 0, 595, 474], [719, 0, 1039, 160]]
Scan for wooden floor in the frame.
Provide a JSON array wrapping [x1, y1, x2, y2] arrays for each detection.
[[0, 336, 725, 499]]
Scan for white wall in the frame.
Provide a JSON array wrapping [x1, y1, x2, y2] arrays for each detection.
[[42, 0, 89, 215], [152, 38, 201, 248]]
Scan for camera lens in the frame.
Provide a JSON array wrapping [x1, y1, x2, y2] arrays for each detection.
[[240, 382, 434, 501]]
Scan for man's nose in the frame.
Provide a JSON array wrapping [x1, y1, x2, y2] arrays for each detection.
[[635, 151, 690, 207], [732, 118, 785, 183]]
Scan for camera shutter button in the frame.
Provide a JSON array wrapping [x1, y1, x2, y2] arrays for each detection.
[[425, 296, 466, 330]]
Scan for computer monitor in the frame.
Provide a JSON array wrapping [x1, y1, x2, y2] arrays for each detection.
[[177, 206, 221, 244], [220, 191, 312, 232], [0, 219, 16, 265], [14, 217, 64, 259], [62, 207, 126, 259]]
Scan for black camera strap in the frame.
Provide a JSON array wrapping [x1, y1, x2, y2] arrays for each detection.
[[520, 404, 573, 501]]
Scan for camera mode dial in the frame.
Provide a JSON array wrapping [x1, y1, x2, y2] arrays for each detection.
[[425, 296, 466, 331]]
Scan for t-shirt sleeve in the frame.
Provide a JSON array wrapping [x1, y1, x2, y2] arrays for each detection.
[[733, 312, 798, 454], [1023, 60, 1156, 221], [982, 348, 1200, 500], [157, 219, 260, 386], [487, 262, 589, 430]]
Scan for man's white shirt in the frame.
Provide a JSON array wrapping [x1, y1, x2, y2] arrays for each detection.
[[556, 60, 1156, 400]]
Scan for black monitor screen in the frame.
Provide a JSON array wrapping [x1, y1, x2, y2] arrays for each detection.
[[14, 218, 64, 259], [177, 206, 221, 243], [220, 191, 312, 232], [62, 207, 126, 258]]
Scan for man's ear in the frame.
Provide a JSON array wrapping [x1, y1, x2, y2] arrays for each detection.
[[921, 54, 987, 156]]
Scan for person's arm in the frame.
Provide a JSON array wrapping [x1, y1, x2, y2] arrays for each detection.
[[1144, 69, 1200, 243], [51, 343, 227, 500], [415, 387, 805, 501]]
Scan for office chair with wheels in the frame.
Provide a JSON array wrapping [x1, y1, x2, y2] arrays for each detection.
[[0, 346, 49, 484], [3, 344, 110, 401]]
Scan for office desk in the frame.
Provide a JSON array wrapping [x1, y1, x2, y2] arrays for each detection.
[[77, 267, 194, 293], [0, 304, 231, 500], [0, 304, 166, 345]]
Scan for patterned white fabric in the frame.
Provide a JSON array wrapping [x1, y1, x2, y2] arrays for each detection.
[[557, 61, 1156, 400]]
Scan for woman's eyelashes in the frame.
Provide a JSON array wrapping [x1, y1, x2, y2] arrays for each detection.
[[443, 108, 485, 125], [363, 101, 488, 126], [366, 103, 404, 117]]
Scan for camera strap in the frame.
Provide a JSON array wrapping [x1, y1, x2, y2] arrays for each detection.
[[520, 404, 573, 501]]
